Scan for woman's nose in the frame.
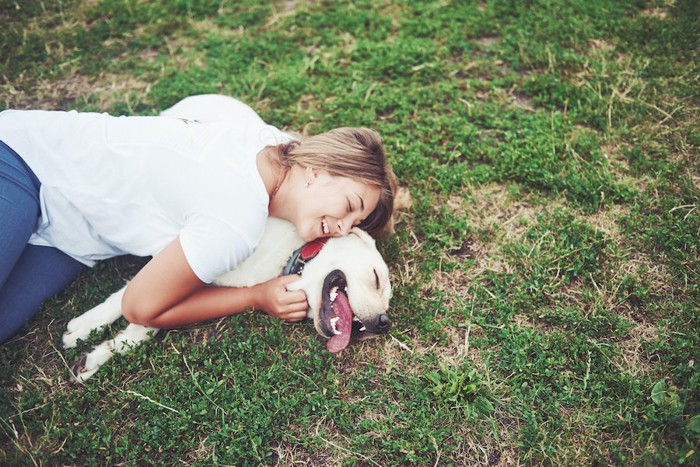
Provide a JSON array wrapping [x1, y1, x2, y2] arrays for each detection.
[[336, 212, 362, 236], [337, 214, 357, 235], [336, 219, 350, 236]]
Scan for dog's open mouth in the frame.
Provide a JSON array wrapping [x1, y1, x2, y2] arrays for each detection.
[[320, 269, 363, 353]]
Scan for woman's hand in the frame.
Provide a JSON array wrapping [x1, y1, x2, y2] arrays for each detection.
[[251, 275, 308, 322]]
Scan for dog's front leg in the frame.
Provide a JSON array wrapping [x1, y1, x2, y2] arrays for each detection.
[[71, 323, 159, 382], [63, 285, 128, 348]]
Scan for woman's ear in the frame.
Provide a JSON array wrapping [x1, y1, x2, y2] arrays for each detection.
[[304, 166, 315, 185], [304, 166, 327, 186]]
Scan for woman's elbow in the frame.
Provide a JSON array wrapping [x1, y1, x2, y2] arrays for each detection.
[[121, 291, 159, 327], [122, 302, 149, 326]]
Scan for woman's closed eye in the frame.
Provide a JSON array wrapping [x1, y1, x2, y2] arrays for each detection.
[[348, 193, 364, 213]]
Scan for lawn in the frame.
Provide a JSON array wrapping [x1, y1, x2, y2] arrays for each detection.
[[1, 0, 698, 465]]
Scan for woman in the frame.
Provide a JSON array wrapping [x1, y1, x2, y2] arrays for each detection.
[[0, 96, 396, 343]]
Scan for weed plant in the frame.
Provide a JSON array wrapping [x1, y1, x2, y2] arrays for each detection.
[[1, 0, 698, 465]]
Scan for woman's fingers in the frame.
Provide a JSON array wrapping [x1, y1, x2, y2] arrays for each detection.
[[254, 275, 309, 322]]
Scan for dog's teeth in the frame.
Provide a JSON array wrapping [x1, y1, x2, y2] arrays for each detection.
[[330, 316, 342, 335], [353, 316, 360, 322], [329, 286, 338, 303], [359, 326, 366, 332]]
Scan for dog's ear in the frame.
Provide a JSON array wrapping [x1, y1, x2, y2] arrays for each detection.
[[393, 186, 412, 211], [379, 186, 412, 237], [349, 228, 375, 245]]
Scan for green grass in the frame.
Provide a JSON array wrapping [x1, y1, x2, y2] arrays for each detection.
[[1, 0, 698, 464]]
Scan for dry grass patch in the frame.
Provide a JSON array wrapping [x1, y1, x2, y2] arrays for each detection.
[[437, 184, 542, 279], [428, 267, 509, 309], [476, 36, 499, 48], [571, 51, 674, 130], [2, 72, 91, 109], [1, 69, 153, 111], [270, 417, 348, 467], [588, 38, 616, 53], [617, 252, 674, 296], [511, 92, 536, 112], [88, 73, 153, 110], [427, 185, 543, 321], [600, 140, 653, 196], [191, 18, 247, 39], [270, 440, 339, 466], [557, 257, 644, 323], [432, 432, 518, 466], [412, 323, 487, 370], [267, 0, 313, 26], [614, 322, 659, 379], [161, 33, 208, 71], [556, 248, 666, 380], [180, 435, 215, 464], [440, 406, 520, 467], [640, 7, 669, 19], [553, 405, 618, 465], [306, 418, 376, 466], [463, 184, 542, 242], [583, 204, 630, 241]]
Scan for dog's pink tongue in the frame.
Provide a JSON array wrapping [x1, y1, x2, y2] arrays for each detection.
[[327, 291, 352, 354]]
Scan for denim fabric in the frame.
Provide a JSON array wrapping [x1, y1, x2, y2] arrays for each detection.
[[0, 141, 85, 343]]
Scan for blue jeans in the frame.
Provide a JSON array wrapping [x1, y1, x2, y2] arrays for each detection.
[[0, 141, 86, 343]]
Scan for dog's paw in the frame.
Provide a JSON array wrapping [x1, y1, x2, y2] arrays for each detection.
[[63, 316, 104, 348], [69, 345, 112, 382], [62, 327, 90, 349], [65, 315, 83, 333], [70, 360, 100, 383], [70, 354, 93, 383], [62, 331, 80, 349]]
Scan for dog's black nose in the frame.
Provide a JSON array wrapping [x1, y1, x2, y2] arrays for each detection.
[[377, 313, 391, 331]]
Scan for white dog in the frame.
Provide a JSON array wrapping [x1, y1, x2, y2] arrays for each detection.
[[62, 95, 393, 382]]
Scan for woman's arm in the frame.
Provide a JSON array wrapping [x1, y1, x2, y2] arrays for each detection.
[[122, 238, 308, 328]]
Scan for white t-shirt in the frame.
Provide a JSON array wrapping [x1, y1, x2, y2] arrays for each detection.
[[0, 108, 291, 283]]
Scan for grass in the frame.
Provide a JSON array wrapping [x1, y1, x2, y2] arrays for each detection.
[[1, 0, 698, 464]]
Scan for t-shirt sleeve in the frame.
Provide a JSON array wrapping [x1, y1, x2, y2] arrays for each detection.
[[179, 216, 258, 284]]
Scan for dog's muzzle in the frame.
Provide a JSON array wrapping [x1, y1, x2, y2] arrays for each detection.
[[320, 269, 391, 353], [283, 237, 391, 354]]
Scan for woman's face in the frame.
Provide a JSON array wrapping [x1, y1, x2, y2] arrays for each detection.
[[293, 169, 381, 242]]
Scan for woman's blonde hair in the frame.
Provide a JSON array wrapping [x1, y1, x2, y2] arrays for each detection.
[[275, 127, 397, 238]]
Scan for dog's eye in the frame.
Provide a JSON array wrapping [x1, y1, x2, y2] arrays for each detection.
[[374, 269, 380, 290]]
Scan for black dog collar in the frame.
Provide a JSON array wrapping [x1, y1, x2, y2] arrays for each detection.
[[283, 237, 329, 276]]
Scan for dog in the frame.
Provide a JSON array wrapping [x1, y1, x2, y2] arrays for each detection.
[[62, 95, 393, 382]]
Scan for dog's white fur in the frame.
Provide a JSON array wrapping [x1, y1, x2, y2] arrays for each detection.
[[62, 95, 392, 382]]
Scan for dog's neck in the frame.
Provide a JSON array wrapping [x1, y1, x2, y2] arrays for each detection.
[[283, 237, 329, 276]]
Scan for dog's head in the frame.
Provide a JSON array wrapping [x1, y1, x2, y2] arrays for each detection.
[[286, 227, 392, 353]]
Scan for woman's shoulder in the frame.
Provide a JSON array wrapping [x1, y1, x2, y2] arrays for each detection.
[[160, 95, 265, 125]]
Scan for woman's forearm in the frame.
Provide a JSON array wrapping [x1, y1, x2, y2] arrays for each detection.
[[142, 285, 257, 328], [121, 238, 308, 328], [137, 275, 309, 328]]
